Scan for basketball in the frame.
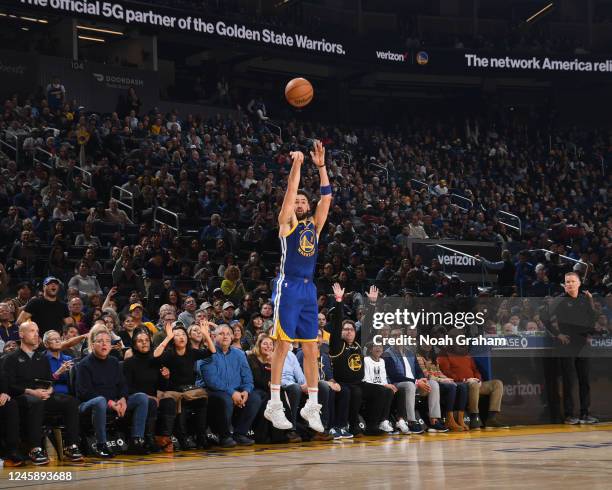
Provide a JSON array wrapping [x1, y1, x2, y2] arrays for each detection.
[[285, 77, 314, 108]]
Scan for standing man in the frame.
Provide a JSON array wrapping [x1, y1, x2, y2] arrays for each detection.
[[264, 141, 331, 432], [17, 277, 73, 336], [542, 272, 599, 424]]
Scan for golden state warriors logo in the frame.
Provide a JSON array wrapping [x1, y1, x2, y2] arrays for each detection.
[[348, 354, 362, 371], [298, 228, 316, 257]]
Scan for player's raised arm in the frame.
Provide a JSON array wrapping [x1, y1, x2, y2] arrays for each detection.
[[311, 140, 332, 234], [278, 151, 304, 235]]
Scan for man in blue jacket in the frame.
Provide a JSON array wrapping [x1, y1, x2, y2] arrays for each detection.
[[383, 328, 441, 435], [196, 324, 262, 447]]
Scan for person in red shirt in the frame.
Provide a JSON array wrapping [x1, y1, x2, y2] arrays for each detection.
[[437, 337, 506, 430]]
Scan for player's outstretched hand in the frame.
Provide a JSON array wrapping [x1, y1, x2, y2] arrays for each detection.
[[289, 151, 304, 166], [310, 139, 325, 168], [332, 282, 345, 302], [367, 285, 379, 304]]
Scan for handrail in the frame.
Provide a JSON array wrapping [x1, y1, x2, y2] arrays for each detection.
[[264, 121, 282, 139], [154, 206, 180, 235], [331, 150, 352, 166], [369, 160, 389, 183], [410, 178, 431, 193], [449, 193, 473, 211], [528, 248, 590, 282], [496, 210, 522, 235], [33, 146, 55, 171], [74, 165, 92, 188], [111, 186, 135, 222]]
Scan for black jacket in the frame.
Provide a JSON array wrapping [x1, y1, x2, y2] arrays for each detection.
[[3, 348, 53, 397], [123, 351, 166, 396]]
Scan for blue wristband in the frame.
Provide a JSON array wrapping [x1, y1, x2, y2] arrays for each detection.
[[320, 185, 332, 196]]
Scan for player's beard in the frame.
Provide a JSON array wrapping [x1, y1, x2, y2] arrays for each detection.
[[295, 210, 311, 221]]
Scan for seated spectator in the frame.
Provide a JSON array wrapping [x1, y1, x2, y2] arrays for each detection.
[[196, 324, 261, 447], [217, 301, 236, 325], [74, 222, 102, 248], [231, 322, 247, 350], [129, 303, 156, 335], [0, 360, 26, 466], [243, 312, 265, 350], [177, 295, 197, 327], [105, 199, 133, 225], [246, 334, 277, 442], [76, 325, 150, 457], [69, 261, 102, 297], [187, 322, 208, 350], [154, 322, 214, 449], [67, 297, 89, 334], [363, 344, 398, 434], [383, 328, 445, 434], [43, 330, 74, 395], [416, 343, 468, 432], [295, 328, 352, 440], [4, 321, 84, 464], [123, 327, 176, 453], [221, 265, 246, 305], [437, 337, 507, 429], [0, 302, 19, 344]]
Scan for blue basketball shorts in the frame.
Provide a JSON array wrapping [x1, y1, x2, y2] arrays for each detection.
[[270, 276, 318, 342]]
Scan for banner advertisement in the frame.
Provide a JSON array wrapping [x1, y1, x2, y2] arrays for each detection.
[[38, 55, 159, 112], [408, 239, 500, 282], [0, 49, 38, 95], [11, 1, 612, 78]]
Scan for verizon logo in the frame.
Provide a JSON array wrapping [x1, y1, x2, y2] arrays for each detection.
[[375, 50, 407, 62], [437, 254, 476, 266]]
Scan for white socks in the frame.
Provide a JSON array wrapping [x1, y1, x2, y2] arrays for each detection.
[[271, 384, 281, 403], [307, 388, 318, 405]]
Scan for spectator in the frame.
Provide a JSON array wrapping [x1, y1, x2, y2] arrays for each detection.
[[0, 359, 25, 466], [221, 265, 246, 305], [416, 343, 468, 431], [123, 327, 176, 453], [68, 261, 102, 296], [76, 324, 150, 457], [17, 277, 73, 336], [75, 222, 102, 248], [41, 329, 75, 391], [177, 295, 197, 327], [437, 336, 507, 429], [4, 321, 84, 464], [0, 302, 19, 344], [154, 322, 214, 449], [363, 344, 399, 434], [196, 324, 261, 447], [328, 284, 386, 437]]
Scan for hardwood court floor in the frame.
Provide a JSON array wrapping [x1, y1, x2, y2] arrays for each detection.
[[2, 424, 612, 490]]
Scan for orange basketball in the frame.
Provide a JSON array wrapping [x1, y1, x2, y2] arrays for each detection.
[[285, 77, 314, 108]]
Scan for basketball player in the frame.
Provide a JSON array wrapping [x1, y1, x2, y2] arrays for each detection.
[[264, 140, 331, 432]]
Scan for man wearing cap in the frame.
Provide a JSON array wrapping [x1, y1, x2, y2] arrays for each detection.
[[17, 277, 73, 337], [200, 301, 214, 320], [129, 303, 156, 335], [217, 302, 236, 325]]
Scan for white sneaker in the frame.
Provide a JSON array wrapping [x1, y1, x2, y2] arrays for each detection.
[[300, 402, 324, 433], [264, 401, 293, 430], [379, 420, 394, 433], [396, 419, 411, 435]]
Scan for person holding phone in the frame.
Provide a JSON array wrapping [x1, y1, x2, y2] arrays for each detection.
[[43, 330, 74, 394]]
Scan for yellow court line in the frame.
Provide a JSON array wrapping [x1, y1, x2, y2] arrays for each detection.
[[5, 423, 612, 473]]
